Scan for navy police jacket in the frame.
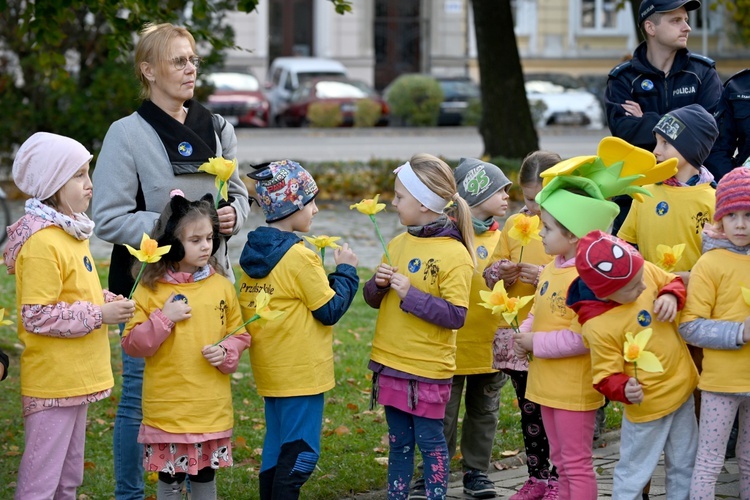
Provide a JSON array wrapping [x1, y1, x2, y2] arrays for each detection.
[[705, 69, 750, 181], [605, 42, 722, 151]]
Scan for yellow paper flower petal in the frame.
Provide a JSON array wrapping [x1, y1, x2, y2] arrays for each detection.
[[350, 194, 386, 215], [304, 235, 342, 250], [125, 233, 171, 263], [634, 350, 664, 373], [623, 328, 663, 372], [502, 311, 519, 325], [507, 215, 542, 246], [741, 286, 750, 307], [252, 290, 285, 326], [655, 243, 685, 272], [0, 308, 12, 326], [199, 156, 237, 182]]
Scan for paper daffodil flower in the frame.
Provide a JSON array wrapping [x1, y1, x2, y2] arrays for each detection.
[[623, 328, 664, 381], [125, 233, 171, 264], [304, 235, 342, 266], [350, 194, 386, 215], [742, 286, 750, 307], [199, 156, 237, 206], [350, 194, 391, 264], [214, 290, 285, 346], [508, 214, 542, 246], [478, 280, 534, 328], [125, 234, 172, 299], [655, 243, 685, 273], [0, 308, 13, 326], [507, 214, 541, 262]]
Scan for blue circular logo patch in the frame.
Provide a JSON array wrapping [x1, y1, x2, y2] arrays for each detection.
[[540, 281, 549, 296], [408, 258, 422, 273], [656, 201, 669, 216], [476, 245, 488, 260], [172, 294, 188, 304], [637, 310, 652, 327], [83, 256, 92, 272], [641, 79, 654, 91], [178, 142, 193, 157]]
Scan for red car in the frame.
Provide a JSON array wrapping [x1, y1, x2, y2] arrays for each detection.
[[277, 78, 389, 127], [205, 72, 270, 128]]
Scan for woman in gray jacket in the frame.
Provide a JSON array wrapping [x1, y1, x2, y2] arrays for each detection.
[[92, 23, 249, 499]]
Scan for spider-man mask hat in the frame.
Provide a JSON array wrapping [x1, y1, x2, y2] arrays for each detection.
[[576, 230, 644, 298]]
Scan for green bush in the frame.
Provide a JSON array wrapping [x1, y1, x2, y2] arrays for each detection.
[[386, 75, 443, 127], [353, 98, 382, 127], [308, 102, 343, 128], [463, 97, 482, 126]]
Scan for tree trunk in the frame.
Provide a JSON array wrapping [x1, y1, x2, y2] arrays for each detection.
[[471, 0, 538, 159], [630, 0, 645, 43]]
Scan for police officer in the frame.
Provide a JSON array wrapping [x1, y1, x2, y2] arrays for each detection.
[[604, 0, 722, 233], [705, 69, 750, 181]]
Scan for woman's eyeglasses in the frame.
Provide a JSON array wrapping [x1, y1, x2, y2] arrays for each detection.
[[169, 56, 202, 70]]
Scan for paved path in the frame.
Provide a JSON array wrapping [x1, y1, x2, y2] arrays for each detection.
[[348, 430, 742, 499]]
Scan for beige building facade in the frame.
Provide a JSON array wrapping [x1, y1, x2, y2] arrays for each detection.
[[223, 0, 750, 89]]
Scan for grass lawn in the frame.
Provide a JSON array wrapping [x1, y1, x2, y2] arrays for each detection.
[[0, 263, 621, 499]]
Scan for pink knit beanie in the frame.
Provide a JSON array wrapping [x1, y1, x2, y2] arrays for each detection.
[[714, 167, 750, 221], [12, 132, 93, 200]]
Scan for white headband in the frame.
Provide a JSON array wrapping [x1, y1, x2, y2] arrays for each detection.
[[394, 161, 448, 214]]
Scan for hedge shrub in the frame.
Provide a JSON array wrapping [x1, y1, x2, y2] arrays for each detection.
[[308, 102, 343, 128], [354, 99, 383, 127], [386, 75, 443, 127]]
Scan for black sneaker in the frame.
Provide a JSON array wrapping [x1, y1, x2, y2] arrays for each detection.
[[409, 477, 426, 500], [463, 469, 497, 498]]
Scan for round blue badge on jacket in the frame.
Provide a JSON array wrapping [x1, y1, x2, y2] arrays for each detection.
[[476, 246, 488, 260], [637, 310, 652, 327], [408, 258, 421, 273], [641, 79, 654, 91], [83, 256, 92, 272], [656, 201, 669, 216], [539, 281, 549, 296], [178, 142, 193, 156]]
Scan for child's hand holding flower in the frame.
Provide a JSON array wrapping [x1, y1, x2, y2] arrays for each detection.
[[201, 345, 226, 367], [624, 377, 644, 405], [513, 332, 534, 359]]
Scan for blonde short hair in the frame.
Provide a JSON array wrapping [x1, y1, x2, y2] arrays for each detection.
[[134, 22, 196, 100]]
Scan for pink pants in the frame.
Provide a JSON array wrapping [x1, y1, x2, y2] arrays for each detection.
[[541, 405, 597, 500], [15, 405, 88, 500]]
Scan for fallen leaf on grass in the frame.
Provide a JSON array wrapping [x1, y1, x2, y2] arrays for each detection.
[[500, 449, 520, 457], [347, 403, 359, 412], [83, 461, 96, 470], [374, 457, 389, 466]]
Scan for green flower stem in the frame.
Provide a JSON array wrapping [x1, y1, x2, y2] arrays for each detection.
[[320, 248, 326, 266], [215, 181, 225, 208], [212, 314, 259, 346], [634, 361, 639, 384], [518, 246, 525, 264], [512, 318, 533, 361], [370, 214, 391, 265], [128, 263, 146, 300]]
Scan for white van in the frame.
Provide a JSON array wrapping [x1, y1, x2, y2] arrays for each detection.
[[265, 57, 347, 125]]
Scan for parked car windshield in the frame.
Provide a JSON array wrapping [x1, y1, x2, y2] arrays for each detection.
[[438, 79, 480, 99], [206, 72, 260, 91], [315, 80, 374, 99]]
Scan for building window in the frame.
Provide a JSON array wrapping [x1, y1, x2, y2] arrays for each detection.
[[581, 0, 617, 29], [511, 0, 535, 35], [576, 0, 632, 34]]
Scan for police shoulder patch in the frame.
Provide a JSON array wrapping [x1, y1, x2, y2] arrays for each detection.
[[609, 61, 632, 78], [688, 53, 716, 68]]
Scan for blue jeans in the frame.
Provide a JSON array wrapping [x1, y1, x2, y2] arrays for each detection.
[[385, 406, 449, 500], [114, 345, 145, 499]]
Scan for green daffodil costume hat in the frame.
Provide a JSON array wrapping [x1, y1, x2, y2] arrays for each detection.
[[535, 136, 679, 238]]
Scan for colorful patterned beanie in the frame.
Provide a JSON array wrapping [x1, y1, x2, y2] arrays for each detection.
[[247, 159, 319, 222], [714, 166, 750, 221]]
